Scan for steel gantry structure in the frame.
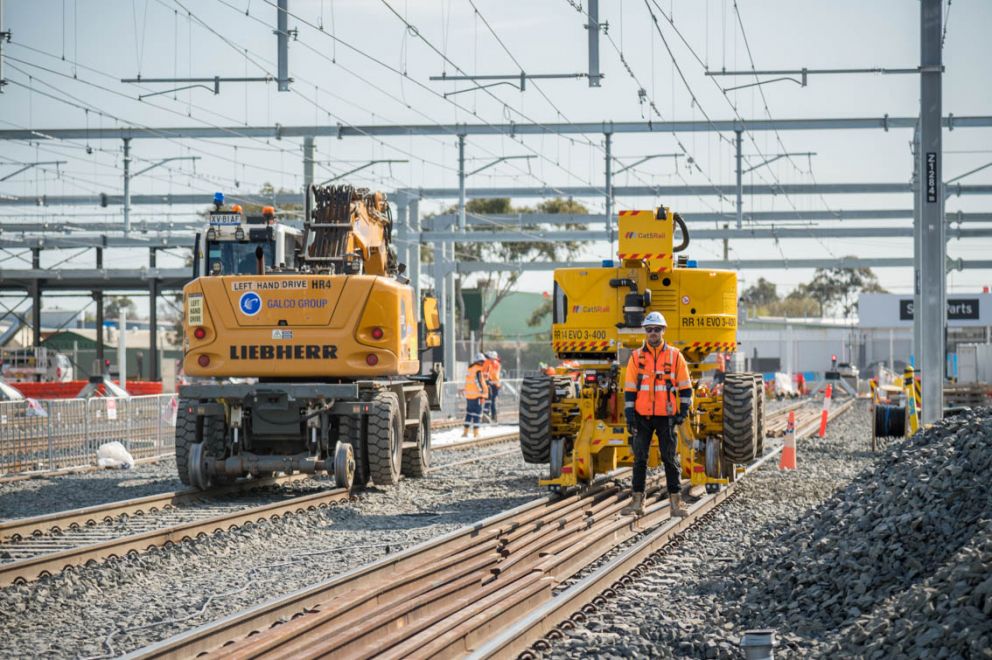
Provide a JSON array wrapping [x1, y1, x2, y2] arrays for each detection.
[[1, 85, 990, 413]]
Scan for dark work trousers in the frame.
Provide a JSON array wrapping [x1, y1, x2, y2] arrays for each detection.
[[487, 384, 500, 421], [631, 414, 681, 494]]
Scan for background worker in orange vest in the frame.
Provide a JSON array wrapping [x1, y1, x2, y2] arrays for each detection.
[[621, 311, 693, 518], [463, 352, 489, 438], [483, 350, 502, 424]]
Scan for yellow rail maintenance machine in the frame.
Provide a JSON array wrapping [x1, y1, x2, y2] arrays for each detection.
[[520, 207, 765, 492], [178, 185, 442, 490]]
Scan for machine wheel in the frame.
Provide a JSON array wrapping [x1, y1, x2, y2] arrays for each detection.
[[188, 441, 211, 490], [704, 436, 722, 479], [333, 441, 356, 490], [176, 401, 229, 488], [549, 438, 564, 479], [401, 392, 431, 478], [367, 391, 402, 486], [722, 374, 757, 464], [519, 375, 553, 464], [175, 399, 195, 486], [753, 374, 766, 456], [339, 414, 370, 488]]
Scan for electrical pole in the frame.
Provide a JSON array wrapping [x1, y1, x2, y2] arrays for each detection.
[[723, 223, 729, 260], [302, 135, 314, 191], [276, 0, 290, 91], [918, 0, 944, 423], [122, 138, 131, 235], [605, 131, 613, 252], [735, 130, 743, 229], [457, 134, 466, 230], [0, 0, 7, 94], [586, 0, 602, 87]]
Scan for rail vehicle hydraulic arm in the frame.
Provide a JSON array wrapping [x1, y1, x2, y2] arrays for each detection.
[[302, 184, 397, 276]]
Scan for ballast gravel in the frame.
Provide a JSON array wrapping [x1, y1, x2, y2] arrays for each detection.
[[0, 438, 542, 659], [0, 460, 183, 521], [542, 403, 992, 660]]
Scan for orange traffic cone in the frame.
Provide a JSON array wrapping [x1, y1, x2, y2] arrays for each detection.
[[779, 410, 797, 470], [818, 384, 832, 438]]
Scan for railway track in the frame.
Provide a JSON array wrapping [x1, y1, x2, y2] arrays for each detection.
[[128, 398, 852, 660], [0, 429, 523, 586]]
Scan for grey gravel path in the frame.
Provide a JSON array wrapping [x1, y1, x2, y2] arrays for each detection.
[[541, 401, 909, 659], [0, 443, 545, 659]]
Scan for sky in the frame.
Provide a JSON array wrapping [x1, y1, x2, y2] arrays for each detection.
[[0, 0, 990, 318]]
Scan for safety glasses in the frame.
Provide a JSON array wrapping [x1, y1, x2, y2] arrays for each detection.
[[644, 327, 663, 333]]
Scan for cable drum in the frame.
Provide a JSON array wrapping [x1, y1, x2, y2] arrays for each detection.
[[873, 403, 906, 438]]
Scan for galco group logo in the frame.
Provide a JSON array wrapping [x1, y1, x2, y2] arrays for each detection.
[[572, 304, 611, 314], [239, 291, 262, 316]]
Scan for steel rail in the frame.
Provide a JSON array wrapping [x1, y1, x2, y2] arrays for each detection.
[[471, 398, 857, 658], [0, 485, 350, 586], [126, 403, 821, 658], [125, 478, 624, 660], [0, 473, 317, 542]]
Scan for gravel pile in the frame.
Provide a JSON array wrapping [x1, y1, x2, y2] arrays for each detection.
[[729, 405, 992, 658], [541, 402, 878, 659], [543, 404, 992, 659], [0, 442, 543, 658]]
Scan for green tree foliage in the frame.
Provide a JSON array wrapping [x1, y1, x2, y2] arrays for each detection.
[[740, 277, 779, 307], [436, 198, 588, 348], [105, 296, 137, 321], [742, 264, 887, 318], [793, 264, 887, 317]]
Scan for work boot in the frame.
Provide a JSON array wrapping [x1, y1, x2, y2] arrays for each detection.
[[461, 426, 470, 438], [621, 492, 644, 516], [473, 427, 481, 438], [670, 492, 689, 518]]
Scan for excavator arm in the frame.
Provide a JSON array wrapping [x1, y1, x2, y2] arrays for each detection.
[[303, 184, 394, 276]]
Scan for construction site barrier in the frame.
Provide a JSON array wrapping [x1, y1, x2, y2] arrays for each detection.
[[0, 394, 178, 478], [5, 380, 165, 399]]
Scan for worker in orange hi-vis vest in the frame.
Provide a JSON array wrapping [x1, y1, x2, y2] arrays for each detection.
[[483, 351, 502, 424], [620, 311, 693, 518], [463, 352, 489, 438]]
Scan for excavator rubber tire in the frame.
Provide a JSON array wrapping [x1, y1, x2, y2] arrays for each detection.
[[339, 413, 370, 488], [519, 375, 554, 464], [367, 390, 402, 486], [176, 400, 229, 486], [175, 399, 195, 486], [753, 374, 766, 457], [401, 391, 431, 478], [722, 373, 758, 464]]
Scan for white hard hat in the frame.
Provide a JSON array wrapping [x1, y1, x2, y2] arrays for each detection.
[[486, 350, 499, 359], [641, 311, 668, 328], [474, 352, 486, 363]]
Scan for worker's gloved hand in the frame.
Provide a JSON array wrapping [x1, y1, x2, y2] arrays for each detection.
[[673, 412, 686, 426], [624, 407, 637, 436]]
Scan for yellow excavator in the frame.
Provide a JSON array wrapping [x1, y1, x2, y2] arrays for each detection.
[[178, 185, 442, 490]]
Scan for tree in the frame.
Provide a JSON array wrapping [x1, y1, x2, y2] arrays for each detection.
[[105, 296, 137, 321], [442, 198, 588, 349], [793, 263, 888, 317], [740, 277, 778, 307]]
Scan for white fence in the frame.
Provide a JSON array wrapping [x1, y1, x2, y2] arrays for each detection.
[[0, 379, 526, 478], [0, 394, 178, 477]]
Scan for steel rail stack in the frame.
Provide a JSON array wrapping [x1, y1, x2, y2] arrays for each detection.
[[128, 399, 853, 660]]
